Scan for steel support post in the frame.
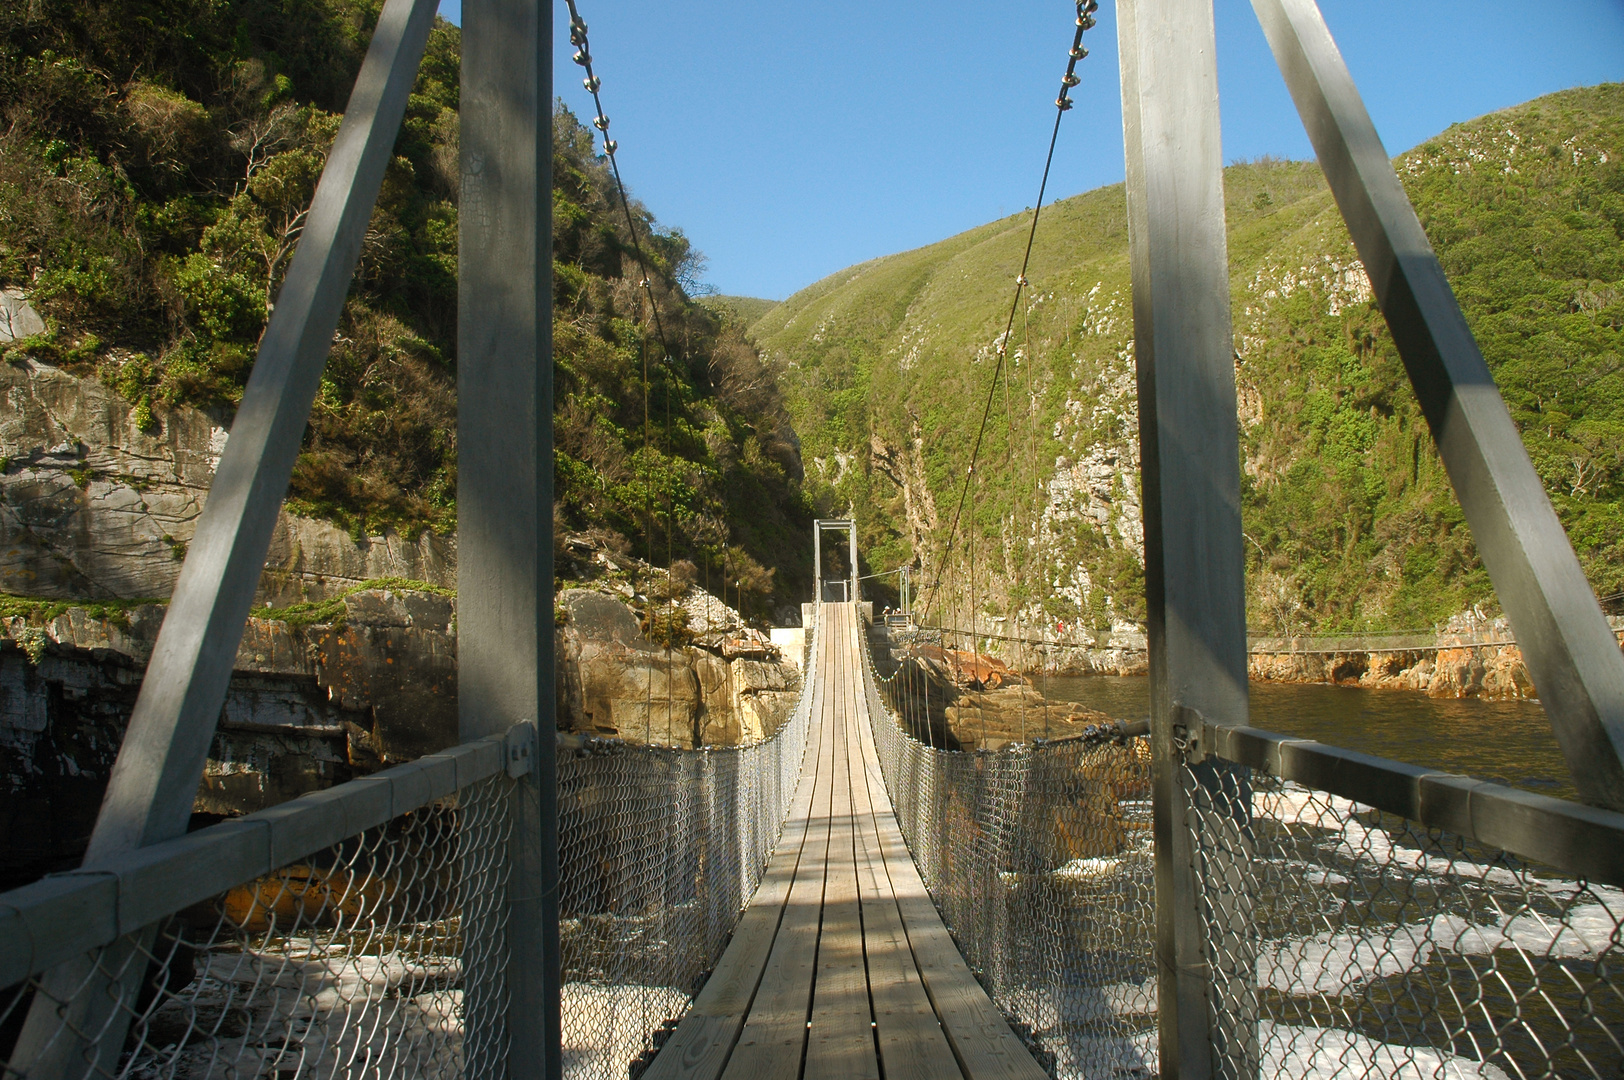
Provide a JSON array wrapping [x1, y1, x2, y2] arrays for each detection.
[[1251, 0, 1624, 811], [1118, 1, 1257, 1076], [814, 520, 824, 603], [9, 0, 439, 1071], [459, 0, 557, 1077], [849, 522, 859, 605]]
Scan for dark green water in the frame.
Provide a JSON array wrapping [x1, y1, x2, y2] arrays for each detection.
[[1036, 674, 1579, 803]]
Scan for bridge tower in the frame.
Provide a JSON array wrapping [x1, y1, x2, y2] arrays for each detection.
[[813, 518, 860, 604]]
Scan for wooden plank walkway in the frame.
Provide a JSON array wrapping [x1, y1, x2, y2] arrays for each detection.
[[645, 603, 1048, 1080]]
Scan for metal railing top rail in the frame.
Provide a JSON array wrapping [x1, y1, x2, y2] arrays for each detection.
[[1185, 709, 1624, 888], [1246, 631, 1513, 654], [0, 726, 525, 992]]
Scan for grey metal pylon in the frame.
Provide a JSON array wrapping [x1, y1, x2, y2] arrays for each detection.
[[458, 0, 559, 1074], [1118, 0, 1258, 1076], [1252, 0, 1624, 810]]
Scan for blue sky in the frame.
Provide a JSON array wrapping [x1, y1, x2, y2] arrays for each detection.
[[436, 1, 1624, 301]]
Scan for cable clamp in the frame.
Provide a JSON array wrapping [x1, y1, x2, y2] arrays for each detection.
[[1171, 704, 1209, 763]]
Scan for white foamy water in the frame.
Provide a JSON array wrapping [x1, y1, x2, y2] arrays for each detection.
[[562, 983, 692, 1079], [1046, 1021, 1510, 1079]]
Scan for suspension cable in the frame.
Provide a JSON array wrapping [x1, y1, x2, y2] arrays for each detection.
[[919, 0, 1098, 628], [564, 2, 674, 362], [566, 2, 690, 745]]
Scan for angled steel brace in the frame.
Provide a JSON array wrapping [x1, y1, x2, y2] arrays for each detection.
[[1252, 0, 1624, 810], [88, 0, 441, 861], [10, 0, 440, 1071]]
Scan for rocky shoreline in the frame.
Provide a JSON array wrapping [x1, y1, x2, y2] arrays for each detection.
[[936, 621, 1624, 702], [1247, 642, 1535, 699]]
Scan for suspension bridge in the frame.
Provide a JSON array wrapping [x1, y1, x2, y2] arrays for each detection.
[[3, 0, 1624, 1078], [642, 602, 1042, 1080]]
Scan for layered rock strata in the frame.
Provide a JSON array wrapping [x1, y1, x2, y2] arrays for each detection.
[[0, 360, 453, 604], [556, 589, 801, 749], [0, 584, 799, 888]]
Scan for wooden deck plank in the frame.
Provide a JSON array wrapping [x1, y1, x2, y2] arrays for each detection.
[[647, 602, 1045, 1080], [805, 610, 880, 1080], [850, 661, 1049, 1080], [718, 613, 843, 1080], [717, 797, 826, 1078], [640, 691, 828, 1080], [843, 661, 963, 1080]]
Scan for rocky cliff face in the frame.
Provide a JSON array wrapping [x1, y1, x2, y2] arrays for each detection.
[[0, 581, 802, 888], [555, 588, 801, 749], [0, 587, 454, 887], [0, 360, 454, 604], [868, 427, 940, 567]]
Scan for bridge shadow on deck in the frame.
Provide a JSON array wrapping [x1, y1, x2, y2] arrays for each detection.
[[643, 603, 1047, 1080]]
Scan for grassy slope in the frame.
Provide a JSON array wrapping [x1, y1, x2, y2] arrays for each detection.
[[703, 295, 778, 325], [755, 84, 1624, 634]]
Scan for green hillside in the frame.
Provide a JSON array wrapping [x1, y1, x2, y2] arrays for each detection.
[[754, 84, 1624, 635], [0, 0, 811, 616], [703, 294, 779, 325]]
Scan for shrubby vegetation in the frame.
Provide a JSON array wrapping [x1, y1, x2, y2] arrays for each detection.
[[0, 0, 812, 616], [755, 85, 1624, 634], [0, 0, 461, 532], [549, 111, 810, 615]]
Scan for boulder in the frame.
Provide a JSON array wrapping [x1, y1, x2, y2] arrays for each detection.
[[576, 646, 701, 746], [560, 588, 643, 644], [557, 588, 701, 745], [943, 685, 1116, 749], [0, 289, 45, 342], [693, 654, 802, 746], [556, 587, 803, 748]]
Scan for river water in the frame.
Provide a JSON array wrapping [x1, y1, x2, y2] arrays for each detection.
[[1036, 674, 1578, 803]]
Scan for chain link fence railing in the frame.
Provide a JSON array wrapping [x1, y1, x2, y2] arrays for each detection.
[[861, 633, 1162, 1078], [1180, 726, 1624, 1080], [862, 625, 1624, 1080], [0, 615, 815, 1080], [0, 735, 518, 1080], [557, 625, 815, 1079]]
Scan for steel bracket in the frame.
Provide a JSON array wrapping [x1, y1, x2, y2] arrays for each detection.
[[1171, 705, 1209, 764], [505, 720, 537, 778]]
